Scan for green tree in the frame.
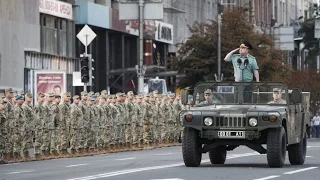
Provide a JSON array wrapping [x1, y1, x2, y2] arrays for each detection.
[[298, 16, 319, 67], [174, 8, 293, 89]]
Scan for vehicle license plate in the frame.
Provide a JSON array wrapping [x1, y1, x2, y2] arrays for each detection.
[[218, 131, 245, 138]]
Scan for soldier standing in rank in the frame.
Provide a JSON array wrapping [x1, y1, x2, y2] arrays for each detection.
[[51, 95, 61, 156], [70, 95, 83, 155], [59, 92, 71, 156], [0, 99, 7, 162], [33, 92, 45, 159], [3, 88, 14, 160], [80, 91, 89, 154], [41, 93, 55, 157], [13, 95, 25, 160], [142, 94, 153, 149], [125, 91, 135, 148], [21, 93, 34, 160]]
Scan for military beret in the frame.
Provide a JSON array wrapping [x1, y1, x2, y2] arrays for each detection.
[[25, 93, 33, 98], [204, 89, 212, 94], [240, 40, 253, 50], [5, 88, 13, 93], [188, 95, 193, 99], [16, 95, 24, 100]]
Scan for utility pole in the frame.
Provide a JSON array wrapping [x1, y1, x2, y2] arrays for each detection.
[[215, 3, 224, 82], [137, 0, 146, 93]]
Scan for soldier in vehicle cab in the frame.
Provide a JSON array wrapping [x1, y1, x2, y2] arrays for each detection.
[[199, 89, 221, 104], [268, 88, 287, 104]]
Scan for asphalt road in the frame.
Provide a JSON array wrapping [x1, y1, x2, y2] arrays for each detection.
[[1, 141, 320, 180]]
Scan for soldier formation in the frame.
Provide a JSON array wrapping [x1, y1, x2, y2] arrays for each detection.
[[0, 88, 185, 163]]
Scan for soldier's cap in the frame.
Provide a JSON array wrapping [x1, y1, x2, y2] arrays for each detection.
[[18, 91, 25, 95], [73, 95, 80, 99], [89, 91, 94, 95], [81, 91, 88, 96], [46, 92, 54, 97], [153, 90, 159, 94], [16, 95, 24, 100], [63, 92, 71, 97], [99, 95, 105, 99], [240, 40, 253, 50], [5, 88, 13, 94], [273, 88, 282, 92], [127, 91, 134, 96], [204, 89, 212, 94], [168, 93, 175, 98], [108, 95, 115, 99], [101, 90, 107, 94], [144, 94, 150, 98], [162, 92, 168, 95], [188, 95, 193, 99], [95, 92, 100, 96], [37, 92, 45, 97], [25, 93, 33, 98], [54, 95, 61, 98]]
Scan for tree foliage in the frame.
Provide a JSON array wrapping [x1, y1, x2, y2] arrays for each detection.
[[298, 10, 320, 62], [173, 8, 293, 89]]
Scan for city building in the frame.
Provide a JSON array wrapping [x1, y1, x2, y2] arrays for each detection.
[[0, 0, 77, 94]]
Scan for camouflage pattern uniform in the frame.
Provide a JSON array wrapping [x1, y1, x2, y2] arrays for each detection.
[[33, 93, 45, 158], [21, 93, 34, 158], [59, 92, 71, 155], [13, 95, 25, 159], [70, 95, 83, 154]]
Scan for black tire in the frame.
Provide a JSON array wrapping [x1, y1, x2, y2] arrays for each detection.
[[267, 127, 287, 168], [208, 146, 227, 164], [288, 131, 307, 165], [182, 127, 202, 167]]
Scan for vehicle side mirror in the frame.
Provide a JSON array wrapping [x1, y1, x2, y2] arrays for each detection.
[[181, 89, 188, 105], [291, 88, 302, 104]]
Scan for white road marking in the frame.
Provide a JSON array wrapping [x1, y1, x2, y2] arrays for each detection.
[[306, 156, 314, 158], [253, 175, 280, 180], [156, 153, 173, 156], [115, 157, 137, 161], [66, 164, 88, 168], [6, 170, 34, 174], [3, 163, 20, 166], [307, 145, 320, 148], [149, 179, 185, 180], [283, 167, 319, 175], [67, 152, 259, 180]]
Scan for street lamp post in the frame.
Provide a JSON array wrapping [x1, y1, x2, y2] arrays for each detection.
[[137, 0, 145, 93]]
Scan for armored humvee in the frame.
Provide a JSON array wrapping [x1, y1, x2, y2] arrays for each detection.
[[180, 82, 309, 168]]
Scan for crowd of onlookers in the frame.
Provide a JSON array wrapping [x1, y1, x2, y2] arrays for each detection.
[[307, 113, 320, 138]]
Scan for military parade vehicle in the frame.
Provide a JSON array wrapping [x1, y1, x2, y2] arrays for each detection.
[[180, 82, 309, 168]]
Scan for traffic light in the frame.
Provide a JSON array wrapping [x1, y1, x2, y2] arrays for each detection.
[[80, 56, 89, 83]]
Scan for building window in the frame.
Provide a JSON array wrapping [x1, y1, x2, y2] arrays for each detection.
[[40, 14, 74, 58]]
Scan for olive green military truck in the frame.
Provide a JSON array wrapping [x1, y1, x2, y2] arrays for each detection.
[[180, 82, 309, 168]]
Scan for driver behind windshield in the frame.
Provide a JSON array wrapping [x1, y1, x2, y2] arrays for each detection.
[[199, 89, 221, 104], [268, 88, 287, 104]]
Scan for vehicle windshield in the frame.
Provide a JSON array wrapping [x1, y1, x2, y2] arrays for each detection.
[[193, 82, 288, 105]]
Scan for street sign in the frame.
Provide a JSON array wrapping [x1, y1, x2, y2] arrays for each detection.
[[273, 27, 294, 51], [76, 24, 97, 47]]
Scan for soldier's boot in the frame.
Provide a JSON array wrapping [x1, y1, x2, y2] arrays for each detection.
[[13, 152, 21, 162], [59, 149, 68, 158], [34, 153, 41, 160], [70, 149, 77, 157], [23, 151, 30, 161], [109, 144, 115, 152], [98, 146, 104, 154], [45, 150, 53, 159], [78, 148, 84, 155], [3, 153, 11, 162]]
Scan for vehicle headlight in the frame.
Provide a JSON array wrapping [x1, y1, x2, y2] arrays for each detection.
[[204, 117, 213, 126], [262, 112, 279, 122], [249, 118, 258, 127]]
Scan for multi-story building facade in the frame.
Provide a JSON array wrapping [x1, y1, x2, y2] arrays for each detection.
[[0, 0, 77, 95]]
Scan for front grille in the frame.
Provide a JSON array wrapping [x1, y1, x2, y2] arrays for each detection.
[[215, 117, 246, 127]]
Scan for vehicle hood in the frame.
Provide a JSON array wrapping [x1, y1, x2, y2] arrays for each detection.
[[189, 105, 286, 113]]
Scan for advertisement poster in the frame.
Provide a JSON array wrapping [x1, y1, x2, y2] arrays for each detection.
[[34, 70, 66, 100]]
